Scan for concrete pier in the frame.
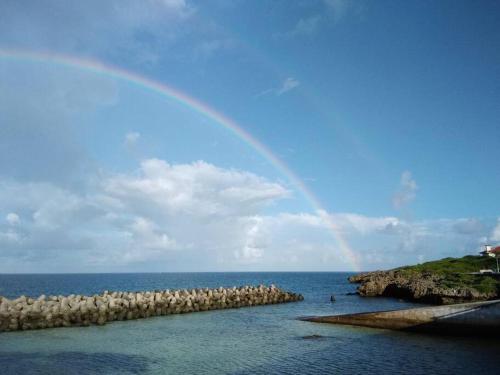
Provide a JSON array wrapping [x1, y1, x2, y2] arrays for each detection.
[[301, 299, 500, 336], [0, 285, 303, 332]]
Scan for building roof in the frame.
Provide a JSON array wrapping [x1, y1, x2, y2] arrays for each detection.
[[491, 246, 500, 254]]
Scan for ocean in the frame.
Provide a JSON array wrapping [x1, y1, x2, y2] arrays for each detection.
[[0, 272, 499, 374]]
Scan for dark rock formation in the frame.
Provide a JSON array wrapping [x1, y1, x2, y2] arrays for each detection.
[[349, 270, 498, 305]]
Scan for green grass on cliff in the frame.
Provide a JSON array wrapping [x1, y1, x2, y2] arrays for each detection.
[[397, 255, 500, 295], [397, 255, 497, 275]]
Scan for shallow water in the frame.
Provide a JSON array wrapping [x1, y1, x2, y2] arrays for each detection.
[[0, 272, 499, 374]]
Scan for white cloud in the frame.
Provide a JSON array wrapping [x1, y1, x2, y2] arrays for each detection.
[[490, 219, 500, 242], [277, 77, 300, 95], [235, 216, 267, 262], [261, 211, 491, 268], [6, 213, 20, 226], [108, 216, 179, 264], [0, 158, 495, 272], [338, 213, 399, 235], [258, 77, 300, 97], [0, 0, 199, 66], [275, 0, 354, 39], [124, 131, 141, 147], [273, 211, 399, 235], [104, 158, 289, 218], [0, 159, 292, 270], [393, 171, 418, 209]]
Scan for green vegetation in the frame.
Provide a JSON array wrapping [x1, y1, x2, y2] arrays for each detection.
[[438, 273, 498, 294], [398, 255, 497, 275], [397, 255, 500, 295]]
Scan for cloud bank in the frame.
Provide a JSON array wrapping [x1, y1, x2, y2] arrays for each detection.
[[0, 157, 495, 273]]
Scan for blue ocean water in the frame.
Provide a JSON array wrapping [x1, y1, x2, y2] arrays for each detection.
[[0, 272, 499, 374]]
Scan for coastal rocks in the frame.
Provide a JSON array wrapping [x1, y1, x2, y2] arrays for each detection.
[[0, 285, 303, 332], [349, 271, 498, 305]]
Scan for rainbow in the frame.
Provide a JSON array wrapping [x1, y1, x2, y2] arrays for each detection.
[[0, 48, 360, 271]]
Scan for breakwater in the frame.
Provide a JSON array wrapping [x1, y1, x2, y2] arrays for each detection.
[[0, 285, 303, 332], [301, 299, 500, 336]]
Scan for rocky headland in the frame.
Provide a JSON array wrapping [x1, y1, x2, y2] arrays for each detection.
[[0, 284, 303, 332], [349, 255, 500, 305]]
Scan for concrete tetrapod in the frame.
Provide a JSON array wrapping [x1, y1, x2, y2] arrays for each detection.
[[0, 285, 303, 332]]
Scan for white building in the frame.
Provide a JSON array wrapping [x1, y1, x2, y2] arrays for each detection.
[[480, 245, 500, 258]]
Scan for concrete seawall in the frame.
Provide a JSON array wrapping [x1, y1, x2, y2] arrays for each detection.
[[0, 285, 303, 332], [301, 299, 500, 336]]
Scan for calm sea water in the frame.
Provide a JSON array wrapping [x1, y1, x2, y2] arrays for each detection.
[[0, 272, 499, 374]]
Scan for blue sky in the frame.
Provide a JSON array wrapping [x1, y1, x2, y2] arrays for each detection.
[[0, 0, 499, 272]]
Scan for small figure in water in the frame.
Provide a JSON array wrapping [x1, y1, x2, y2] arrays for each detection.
[[330, 295, 336, 302]]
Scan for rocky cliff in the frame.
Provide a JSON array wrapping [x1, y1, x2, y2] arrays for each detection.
[[349, 256, 500, 305]]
